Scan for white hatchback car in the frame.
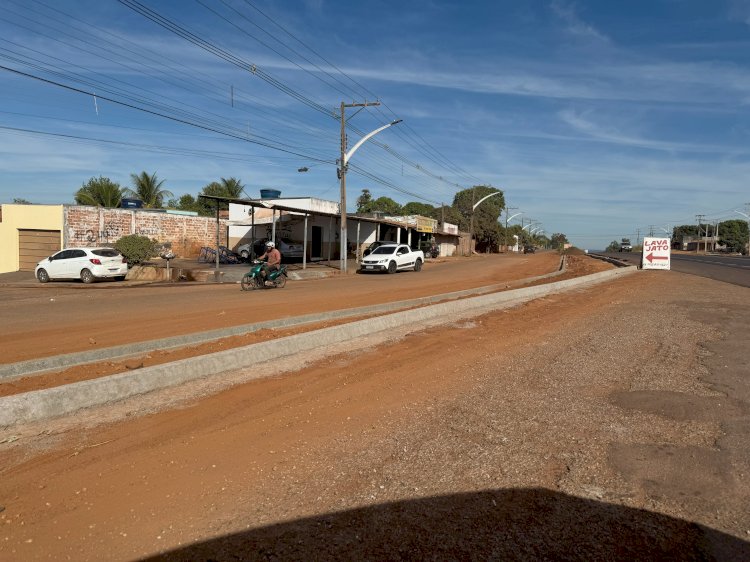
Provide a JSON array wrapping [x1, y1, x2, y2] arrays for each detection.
[[35, 247, 128, 283]]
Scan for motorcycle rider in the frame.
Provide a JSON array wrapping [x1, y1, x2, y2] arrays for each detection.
[[256, 240, 282, 281]]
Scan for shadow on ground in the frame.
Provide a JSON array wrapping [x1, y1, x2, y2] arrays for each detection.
[[144, 488, 748, 561]]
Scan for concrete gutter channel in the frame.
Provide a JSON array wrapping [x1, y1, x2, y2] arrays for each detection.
[[0, 261, 637, 427]]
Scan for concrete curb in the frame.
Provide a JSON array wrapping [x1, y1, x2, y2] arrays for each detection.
[[0, 257, 568, 381], [0, 265, 634, 427]]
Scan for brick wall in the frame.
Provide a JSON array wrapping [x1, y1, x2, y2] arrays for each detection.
[[63, 206, 227, 258]]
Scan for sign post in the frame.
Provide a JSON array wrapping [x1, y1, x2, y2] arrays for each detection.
[[641, 237, 671, 270]]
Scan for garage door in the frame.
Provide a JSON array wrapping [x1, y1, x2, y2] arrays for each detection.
[[18, 229, 61, 271]]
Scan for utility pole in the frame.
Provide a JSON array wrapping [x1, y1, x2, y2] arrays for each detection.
[[696, 214, 705, 253], [469, 187, 475, 256], [504, 206, 517, 251], [635, 228, 641, 248], [339, 100, 380, 272], [711, 219, 721, 252]]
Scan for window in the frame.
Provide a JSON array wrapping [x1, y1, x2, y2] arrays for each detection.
[[92, 249, 120, 257]]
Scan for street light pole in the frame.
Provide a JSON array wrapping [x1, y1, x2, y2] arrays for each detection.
[[504, 211, 522, 252], [469, 190, 503, 255], [503, 207, 517, 251], [338, 100, 401, 272]]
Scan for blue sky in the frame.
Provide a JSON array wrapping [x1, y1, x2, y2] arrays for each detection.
[[1, 0, 749, 249]]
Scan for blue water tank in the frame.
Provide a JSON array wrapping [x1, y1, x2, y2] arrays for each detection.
[[259, 189, 281, 199], [121, 198, 143, 208]]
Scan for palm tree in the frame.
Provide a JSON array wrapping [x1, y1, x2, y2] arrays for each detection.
[[219, 177, 245, 198], [75, 176, 124, 207], [125, 171, 173, 208]]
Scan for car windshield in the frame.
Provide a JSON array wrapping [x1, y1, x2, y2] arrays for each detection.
[[371, 246, 397, 255], [92, 249, 120, 257]]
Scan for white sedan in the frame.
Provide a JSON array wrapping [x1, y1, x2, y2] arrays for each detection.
[[359, 244, 424, 274], [35, 247, 128, 283]]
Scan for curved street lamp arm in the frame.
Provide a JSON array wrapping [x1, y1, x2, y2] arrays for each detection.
[[344, 119, 402, 165], [472, 191, 503, 211], [506, 212, 523, 223]]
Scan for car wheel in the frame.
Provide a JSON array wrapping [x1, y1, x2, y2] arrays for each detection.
[[80, 269, 95, 284], [240, 250, 250, 261], [387, 261, 397, 274], [37, 268, 49, 283], [116, 275, 126, 281], [414, 259, 422, 272]]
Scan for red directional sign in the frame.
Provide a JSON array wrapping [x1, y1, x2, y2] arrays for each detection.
[[645, 253, 669, 263], [642, 237, 671, 270]]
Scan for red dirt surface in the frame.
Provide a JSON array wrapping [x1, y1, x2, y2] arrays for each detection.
[[10, 255, 747, 560], [0, 254, 610, 398]]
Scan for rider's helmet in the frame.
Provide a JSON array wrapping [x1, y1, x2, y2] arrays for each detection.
[[265, 241, 275, 249]]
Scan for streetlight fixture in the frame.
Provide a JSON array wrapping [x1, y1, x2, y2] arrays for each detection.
[[469, 191, 503, 255], [338, 118, 402, 272], [503, 211, 522, 251]]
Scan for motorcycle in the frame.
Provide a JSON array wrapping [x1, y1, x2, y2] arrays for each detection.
[[241, 260, 288, 290], [424, 243, 439, 259]]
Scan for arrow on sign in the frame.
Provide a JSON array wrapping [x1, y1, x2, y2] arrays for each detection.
[[645, 252, 669, 263]]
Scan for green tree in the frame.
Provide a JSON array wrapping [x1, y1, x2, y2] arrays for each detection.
[[401, 201, 435, 216], [74, 176, 124, 207], [125, 171, 173, 208], [452, 186, 505, 250], [197, 177, 247, 213], [13, 198, 32, 204], [535, 233, 551, 249], [370, 196, 402, 215], [718, 219, 749, 253], [550, 233, 569, 250], [167, 194, 208, 215], [429, 204, 463, 227], [216, 176, 245, 198], [672, 224, 699, 241], [356, 189, 373, 213], [606, 240, 621, 252]]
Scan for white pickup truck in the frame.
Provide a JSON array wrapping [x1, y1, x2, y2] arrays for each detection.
[[359, 243, 424, 274]]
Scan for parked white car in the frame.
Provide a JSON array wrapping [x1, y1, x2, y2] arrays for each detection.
[[35, 247, 128, 283], [359, 244, 424, 274]]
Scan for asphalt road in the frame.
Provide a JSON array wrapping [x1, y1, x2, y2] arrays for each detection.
[[596, 251, 750, 288]]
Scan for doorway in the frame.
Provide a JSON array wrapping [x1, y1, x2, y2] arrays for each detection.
[[311, 226, 323, 259]]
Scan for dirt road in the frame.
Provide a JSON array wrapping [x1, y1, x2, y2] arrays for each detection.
[[1, 255, 749, 560], [1, 253, 565, 365]]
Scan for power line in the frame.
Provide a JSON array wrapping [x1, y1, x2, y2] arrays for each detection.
[[2, 1, 480, 206]]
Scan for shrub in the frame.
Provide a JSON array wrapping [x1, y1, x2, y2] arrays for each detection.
[[114, 234, 159, 265]]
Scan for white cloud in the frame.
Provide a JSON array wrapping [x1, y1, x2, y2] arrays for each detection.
[[550, 0, 610, 42], [556, 109, 745, 154]]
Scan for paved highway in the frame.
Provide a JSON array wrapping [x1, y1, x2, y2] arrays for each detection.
[[595, 251, 750, 288]]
